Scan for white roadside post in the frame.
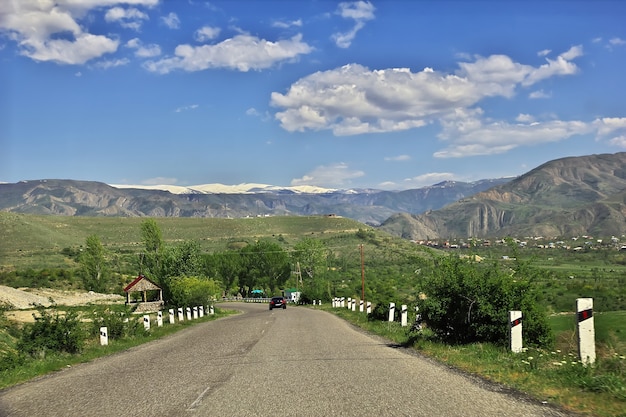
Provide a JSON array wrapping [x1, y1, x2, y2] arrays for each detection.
[[401, 305, 408, 327], [177, 307, 184, 322], [193, 306, 198, 319], [169, 309, 175, 324], [157, 311, 163, 327], [313, 300, 316, 306], [509, 310, 523, 353], [388, 302, 395, 322], [210, 305, 215, 315], [100, 327, 108, 346], [366, 301, 372, 315], [199, 306, 204, 317], [318, 300, 322, 305], [351, 299, 356, 312], [576, 298, 596, 365], [186, 307, 192, 321], [359, 300, 364, 313], [347, 298, 352, 309], [143, 315, 150, 331], [341, 297, 345, 308]]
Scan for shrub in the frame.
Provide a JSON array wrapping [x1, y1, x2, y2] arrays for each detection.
[[90, 306, 140, 340], [418, 255, 553, 346], [18, 306, 86, 357]]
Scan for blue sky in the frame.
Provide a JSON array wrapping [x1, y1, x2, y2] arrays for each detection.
[[1, 1, 625, 191]]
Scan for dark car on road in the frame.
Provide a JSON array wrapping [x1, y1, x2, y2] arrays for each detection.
[[269, 296, 287, 310]]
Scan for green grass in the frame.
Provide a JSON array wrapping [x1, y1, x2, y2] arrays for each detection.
[[325, 306, 626, 417]]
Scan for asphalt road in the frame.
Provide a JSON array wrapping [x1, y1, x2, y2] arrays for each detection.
[[0, 303, 575, 417]]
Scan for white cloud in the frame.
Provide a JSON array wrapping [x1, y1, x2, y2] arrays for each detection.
[[515, 113, 535, 123], [402, 172, 456, 188], [271, 47, 584, 144], [126, 37, 161, 58], [384, 155, 411, 162], [537, 49, 551, 57], [92, 57, 129, 69], [161, 12, 180, 29], [529, 89, 551, 99], [609, 37, 626, 46], [144, 34, 313, 74], [434, 117, 592, 158], [175, 104, 199, 113], [331, 1, 375, 48], [290, 162, 364, 187], [0, 0, 157, 64], [608, 135, 626, 148], [195, 26, 221, 42], [104, 6, 148, 31], [272, 19, 302, 29]]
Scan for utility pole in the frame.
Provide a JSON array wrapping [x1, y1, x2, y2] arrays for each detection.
[[360, 244, 365, 301]]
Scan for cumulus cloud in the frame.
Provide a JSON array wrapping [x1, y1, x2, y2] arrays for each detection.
[[105, 6, 148, 31], [331, 1, 375, 48], [174, 104, 199, 113], [529, 89, 551, 99], [144, 34, 313, 73], [161, 12, 180, 29], [126, 37, 161, 58], [290, 163, 364, 187], [0, 0, 157, 64], [92, 57, 129, 69], [195, 26, 221, 42], [270, 46, 595, 157]]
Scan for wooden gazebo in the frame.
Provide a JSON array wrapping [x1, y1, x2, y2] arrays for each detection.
[[123, 275, 163, 312]]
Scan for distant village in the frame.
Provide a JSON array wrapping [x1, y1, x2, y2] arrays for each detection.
[[412, 235, 626, 252]]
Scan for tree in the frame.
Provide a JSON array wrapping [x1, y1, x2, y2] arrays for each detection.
[[140, 219, 163, 276], [169, 276, 222, 307], [239, 240, 290, 295], [80, 234, 110, 292], [291, 238, 330, 300]]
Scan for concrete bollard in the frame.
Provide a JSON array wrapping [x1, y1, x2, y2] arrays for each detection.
[[401, 305, 408, 327], [100, 326, 108, 346], [351, 299, 356, 312], [210, 305, 215, 315], [186, 307, 192, 321], [347, 298, 352, 309], [388, 302, 395, 322], [313, 300, 316, 305], [169, 309, 175, 324], [341, 297, 345, 308], [193, 306, 198, 319], [367, 301, 372, 315], [576, 298, 596, 365], [143, 315, 150, 331], [509, 310, 523, 353], [157, 311, 163, 327], [359, 300, 364, 313], [319, 300, 322, 305], [199, 306, 204, 317], [178, 307, 184, 322]]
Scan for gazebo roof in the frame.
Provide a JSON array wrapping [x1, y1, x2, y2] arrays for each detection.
[[123, 275, 161, 293]]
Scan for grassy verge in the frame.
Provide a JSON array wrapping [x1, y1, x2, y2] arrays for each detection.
[[0, 306, 237, 390], [324, 307, 626, 417]]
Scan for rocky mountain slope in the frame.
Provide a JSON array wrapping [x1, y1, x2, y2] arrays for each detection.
[[379, 152, 626, 239], [0, 178, 510, 225]]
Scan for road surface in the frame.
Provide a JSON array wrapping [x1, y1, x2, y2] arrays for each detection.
[[0, 303, 574, 416]]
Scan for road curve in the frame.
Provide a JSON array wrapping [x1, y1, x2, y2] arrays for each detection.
[[0, 303, 574, 417]]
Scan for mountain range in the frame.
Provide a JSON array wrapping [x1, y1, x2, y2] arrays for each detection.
[[0, 178, 510, 225], [379, 152, 626, 239], [2, 152, 625, 239]]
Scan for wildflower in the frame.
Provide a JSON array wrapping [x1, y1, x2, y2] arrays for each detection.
[[553, 362, 563, 366]]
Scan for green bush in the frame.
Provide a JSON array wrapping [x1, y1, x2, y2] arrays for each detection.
[[90, 306, 140, 340], [419, 255, 553, 346], [18, 306, 86, 357], [168, 276, 221, 307]]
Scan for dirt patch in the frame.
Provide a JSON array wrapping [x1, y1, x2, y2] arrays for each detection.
[[1, 285, 124, 320]]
